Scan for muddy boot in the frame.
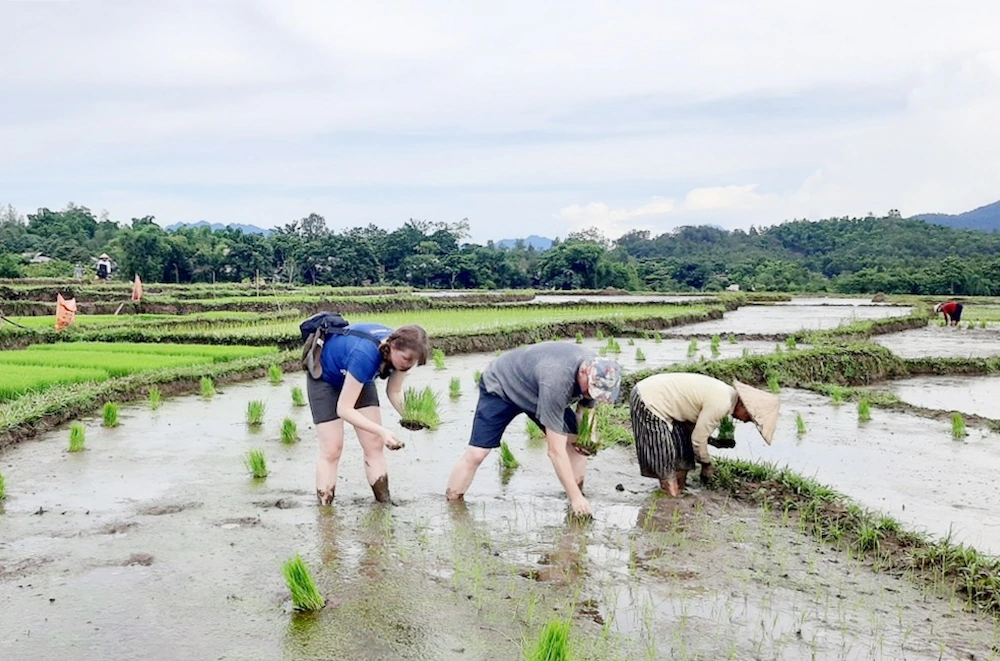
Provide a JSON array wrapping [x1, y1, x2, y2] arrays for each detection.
[[316, 487, 335, 506], [371, 475, 391, 504]]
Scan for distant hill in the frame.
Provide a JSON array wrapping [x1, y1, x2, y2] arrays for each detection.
[[164, 221, 272, 237], [912, 200, 1000, 232], [496, 235, 553, 250]]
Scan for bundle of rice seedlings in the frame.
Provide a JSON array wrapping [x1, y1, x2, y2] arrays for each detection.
[[247, 400, 265, 427], [432, 348, 446, 370], [741, 347, 749, 358], [605, 338, 621, 354], [291, 386, 306, 407], [598, 347, 608, 356], [635, 347, 646, 362], [281, 418, 299, 444], [282, 554, 325, 611], [830, 387, 846, 405], [102, 402, 119, 428], [857, 398, 871, 422], [710, 335, 721, 356], [952, 413, 967, 439], [200, 376, 216, 398], [0, 470, 5, 501], [727, 334, 737, 344], [525, 618, 572, 661], [473, 370, 482, 386], [148, 386, 162, 410], [795, 412, 807, 435], [766, 371, 780, 394], [627, 338, 635, 346], [653, 332, 662, 344], [573, 409, 599, 456], [716, 416, 735, 441], [400, 387, 441, 430], [244, 449, 268, 478], [525, 418, 544, 440], [686, 339, 698, 358], [449, 377, 461, 399], [268, 365, 283, 385], [499, 440, 520, 469], [785, 336, 798, 350], [575, 332, 583, 344], [68, 422, 86, 452], [774, 343, 784, 354]]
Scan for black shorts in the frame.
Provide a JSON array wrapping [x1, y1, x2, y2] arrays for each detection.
[[952, 303, 964, 322], [468, 381, 578, 449], [306, 376, 380, 425]]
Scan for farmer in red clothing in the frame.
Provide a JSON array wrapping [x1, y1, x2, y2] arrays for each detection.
[[934, 301, 964, 326]]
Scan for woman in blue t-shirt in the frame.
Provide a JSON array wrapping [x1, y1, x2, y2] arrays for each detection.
[[308, 323, 430, 505]]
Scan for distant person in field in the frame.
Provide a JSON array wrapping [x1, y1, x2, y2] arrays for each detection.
[[304, 321, 430, 505], [628, 373, 780, 496], [934, 301, 964, 326], [445, 342, 621, 517], [95, 253, 112, 283]]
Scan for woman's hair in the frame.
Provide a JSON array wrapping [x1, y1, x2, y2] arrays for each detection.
[[377, 325, 431, 370]]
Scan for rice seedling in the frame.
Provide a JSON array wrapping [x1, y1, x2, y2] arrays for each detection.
[[627, 338, 635, 346], [981, 320, 988, 329], [596, 329, 604, 340], [774, 343, 783, 354], [282, 554, 325, 611], [525, 617, 572, 661], [952, 413, 967, 439], [449, 377, 461, 399], [716, 415, 735, 442], [727, 333, 737, 344], [148, 386, 162, 410], [573, 408, 599, 456], [635, 347, 646, 362], [473, 370, 482, 386], [102, 402, 119, 428], [291, 386, 306, 407], [432, 348, 446, 370], [605, 337, 621, 354], [575, 332, 583, 344], [785, 336, 797, 350], [710, 335, 721, 356], [686, 339, 698, 358], [68, 422, 86, 452], [247, 400, 265, 427], [741, 347, 749, 358], [795, 412, 807, 435], [526, 418, 544, 440], [200, 376, 216, 398], [0, 470, 5, 501], [830, 386, 847, 405], [499, 441, 520, 469], [653, 332, 662, 344], [268, 364, 283, 385], [857, 398, 871, 423], [401, 386, 441, 430], [967, 322, 974, 330], [244, 449, 268, 478], [766, 371, 780, 394], [281, 418, 299, 444], [598, 347, 608, 356]]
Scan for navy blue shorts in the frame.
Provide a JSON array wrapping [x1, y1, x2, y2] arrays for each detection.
[[469, 382, 578, 449]]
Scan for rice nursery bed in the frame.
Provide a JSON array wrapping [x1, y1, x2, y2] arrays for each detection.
[[663, 302, 913, 336], [2, 366, 1000, 660]]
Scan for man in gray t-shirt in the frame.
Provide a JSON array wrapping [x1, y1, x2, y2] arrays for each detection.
[[445, 342, 621, 516]]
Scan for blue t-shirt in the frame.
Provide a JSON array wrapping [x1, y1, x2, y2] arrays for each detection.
[[319, 323, 393, 387]]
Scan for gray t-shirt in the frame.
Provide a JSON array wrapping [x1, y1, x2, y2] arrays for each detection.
[[482, 342, 595, 434]]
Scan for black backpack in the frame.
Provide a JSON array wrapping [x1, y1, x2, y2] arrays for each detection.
[[299, 312, 380, 379]]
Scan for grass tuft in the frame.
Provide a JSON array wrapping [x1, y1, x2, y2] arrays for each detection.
[[268, 365, 283, 385], [281, 418, 299, 444], [102, 402, 119, 428], [244, 448, 268, 478], [291, 386, 306, 407], [247, 400, 265, 427], [766, 370, 780, 393], [148, 386, 162, 410], [282, 554, 325, 611], [68, 422, 86, 452], [200, 376, 216, 398], [785, 336, 797, 350]]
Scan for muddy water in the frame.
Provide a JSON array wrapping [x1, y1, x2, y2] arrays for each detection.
[[663, 304, 912, 336], [889, 375, 1000, 418], [876, 326, 1000, 358], [722, 387, 1000, 553], [2, 350, 1000, 659]]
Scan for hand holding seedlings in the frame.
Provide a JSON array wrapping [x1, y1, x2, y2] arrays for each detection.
[[699, 462, 716, 485]]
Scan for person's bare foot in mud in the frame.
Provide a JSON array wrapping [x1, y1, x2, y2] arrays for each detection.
[[658, 477, 680, 497], [316, 487, 335, 506], [370, 475, 391, 503]]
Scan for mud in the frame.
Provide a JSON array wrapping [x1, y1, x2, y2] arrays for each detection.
[[399, 419, 428, 431], [664, 303, 912, 336], [2, 349, 1000, 659], [370, 475, 391, 503], [876, 325, 1000, 358], [138, 502, 203, 516]]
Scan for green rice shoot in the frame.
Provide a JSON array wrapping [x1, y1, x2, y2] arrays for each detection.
[[635, 347, 646, 362], [291, 386, 306, 407], [766, 371, 780, 394], [627, 338, 635, 346], [449, 377, 461, 399], [716, 415, 735, 442], [653, 331, 662, 344], [282, 554, 325, 611], [605, 337, 621, 354], [247, 400, 265, 427], [148, 386, 162, 410], [710, 334, 721, 356], [245, 449, 268, 478], [268, 365, 283, 385], [574, 408, 599, 455], [575, 332, 583, 344], [785, 336, 797, 350], [774, 343, 783, 354], [68, 422, 86, 452], [595, 329, 604, 340], [0, 470, 5, 501], [200, 376, 216, 398], [795, 412, 807, 435], [687, 338, 698, 358], [473, 370, 482, 386], [830, 387, 846, 405], [952, 413, 967, 439], [857, 397, 871, 423], [281, 418, 299, 444], [526, 418, 544, 440], [525, 617, 572, 661], [432, 348, 446, 370], [499, 440, 520, 470], [727, 333, 737, 344], [401, 387, 441, 430], [102, 402, 119, 428]]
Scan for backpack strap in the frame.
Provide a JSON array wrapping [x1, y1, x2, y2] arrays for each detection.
[[325, 327, 383, 346]]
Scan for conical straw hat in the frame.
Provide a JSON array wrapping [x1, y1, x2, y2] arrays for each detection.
[[733, 380, 781, 445]]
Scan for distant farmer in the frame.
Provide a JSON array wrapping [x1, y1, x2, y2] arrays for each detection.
[[445, 342, 622, 517], [95, 253, 112, 282], [628, 373, 780, 496], [934, 301, 964, 326], [303, 319, 431, 505]]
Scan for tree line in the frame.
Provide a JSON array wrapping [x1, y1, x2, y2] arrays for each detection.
[[1, 203, 999, 295]]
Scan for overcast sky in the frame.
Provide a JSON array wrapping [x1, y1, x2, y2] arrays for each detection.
[[2, 1, 999, 242]]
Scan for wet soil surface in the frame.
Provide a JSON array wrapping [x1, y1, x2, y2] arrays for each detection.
[[2, 349, 999, 659], [664, 304, 912, 336], [889, 375, 1000, 419], [876, 325, 1000, 358]]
